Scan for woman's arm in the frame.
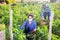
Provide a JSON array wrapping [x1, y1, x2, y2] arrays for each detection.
[[20, 20, 27, 30], [33, 20, 37, 31]]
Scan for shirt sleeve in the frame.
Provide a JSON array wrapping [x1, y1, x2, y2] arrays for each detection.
[[20, 20, 27, 30], [33, 20, 37, 31]]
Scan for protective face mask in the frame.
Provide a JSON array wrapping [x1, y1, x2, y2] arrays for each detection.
[[28, 19, 33, 22]]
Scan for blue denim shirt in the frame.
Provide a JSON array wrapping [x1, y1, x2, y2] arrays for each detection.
[[20, 20, 37, 33]]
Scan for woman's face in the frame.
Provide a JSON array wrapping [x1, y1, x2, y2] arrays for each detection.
[[28, 16, 33, 22], [29, 16, 33, 19]]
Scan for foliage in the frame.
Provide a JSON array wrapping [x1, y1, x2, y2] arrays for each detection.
[[36, 26, 48, 40], [52, 34, 60, 40], [6, 0, 16, 4], [52, 19, 60, 37], [0, 24, 5, 31]]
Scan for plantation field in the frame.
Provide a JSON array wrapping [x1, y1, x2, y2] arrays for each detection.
[[0, 3, 60, 40]]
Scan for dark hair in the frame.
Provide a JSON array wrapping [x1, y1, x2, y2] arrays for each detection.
[[28, 14, 34, 18]]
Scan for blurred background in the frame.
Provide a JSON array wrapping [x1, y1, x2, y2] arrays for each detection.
[[0, 0, 60, 40]]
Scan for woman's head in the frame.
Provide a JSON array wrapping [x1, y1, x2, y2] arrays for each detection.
[[28, 14, 34, 22], [28, 14, 34, 18], [42, 2, 47, 10]]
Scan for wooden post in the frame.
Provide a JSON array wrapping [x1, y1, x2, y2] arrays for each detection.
[[48, 11, 54, 40], [0, 24, 5, 40], [0, 31, 5, 40], [9, 8, 13, 40]]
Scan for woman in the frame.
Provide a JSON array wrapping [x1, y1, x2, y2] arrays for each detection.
[[41, 2, 51, 25], [20, 14, 37, 40]]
